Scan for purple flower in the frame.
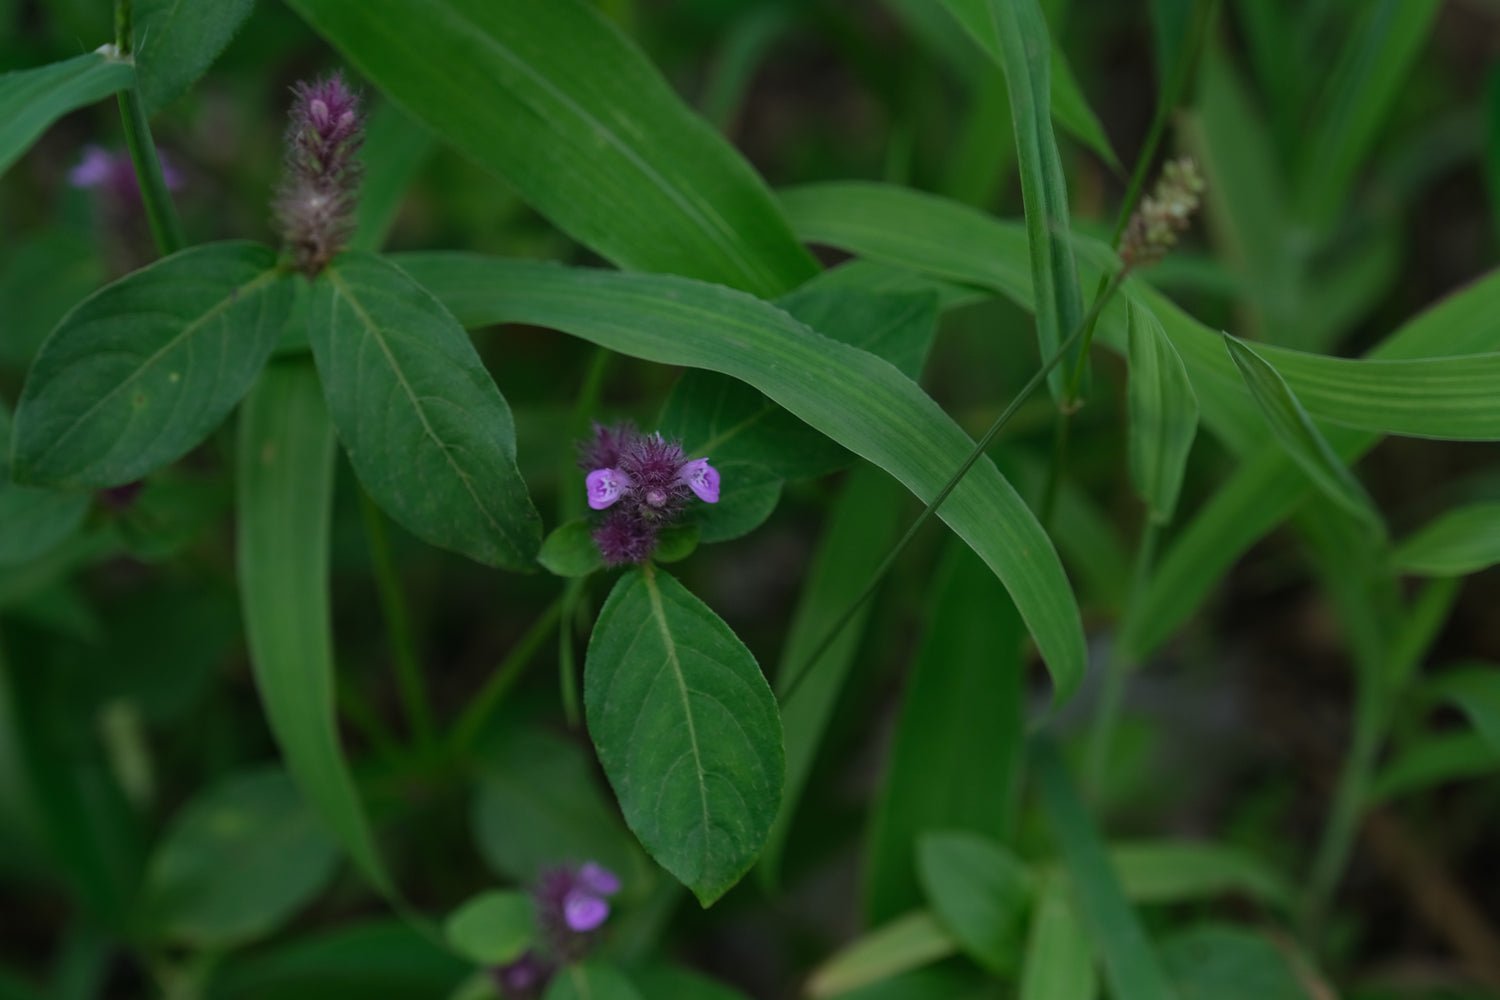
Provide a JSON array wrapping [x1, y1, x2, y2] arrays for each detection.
[[487, 861, 621, 995], [273, 72, 365, 277], [490, 951, 552, 999], [578, 423, 720, 565], [70, 145, 184, 206]]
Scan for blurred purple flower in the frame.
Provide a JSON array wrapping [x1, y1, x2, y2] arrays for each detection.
[[273, 71, 365, 277], [578, 422, 719, 565], [489, 861, 621, 996], [70, 145, 183, 206], [490, 951, 552, 999]]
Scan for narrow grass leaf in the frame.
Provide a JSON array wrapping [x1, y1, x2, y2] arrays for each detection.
[[917, 832, 1033, 976], [1102, 841, 1293, 910], [443, 891, 535, 966], [1034, 739, 1179, 1000], [134, 0, 255, 115], [236, 360, 391, 894], [396, 253, 1087, 704], [585, 565, 783, 906], [1367, 732, 1500, 805], [311, 251, 540, 570], [350, 101, 434, 252], [13, 242, 291, 489], [1019, 880, 1096, 1000], [805, 911, 958, 999], [0, 53, 134, 177], [283, 0, 816, 297], [865, 542, 1025, 924], [1048, 46, 1120, 170], [1426, 664, 1500, 756], [1126, 301, 1198, 524], [1222, 335, 1383, 535], [1392, 502, 1500, 577]]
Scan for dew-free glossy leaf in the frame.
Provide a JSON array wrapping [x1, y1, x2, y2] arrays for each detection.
[[1392, 502, 1500, 577], [395, 253, 1088, 705], [918, 832, 1033, 976], [585, 565, 783, 906], [283, 0, 815, 298], [0, 52, 134, 177], [1019, 880, 1096, 1000], [443, 891, 535, 966], [311, 251, 540, 570], [236, 360, 391, 894], [138, 768, 339, 948], [1223, 335, 1383, 534], [545, 961, 642, 1000], [1127, 301, 1198, 524], [806, 911, 958, 999], [134, 0, 255, 115], [13, 242, 291, 489]]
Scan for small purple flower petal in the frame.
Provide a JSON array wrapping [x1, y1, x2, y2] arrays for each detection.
[[576, 862, 621, 896], [586, 468, 631, 510], [562, 891, 610, 932], [680, 458, 720, 503], [69, 145, 114, 188]]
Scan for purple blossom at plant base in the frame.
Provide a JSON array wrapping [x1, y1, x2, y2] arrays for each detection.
[[70, 145, 184, 207], [579, 422, 720, 566], [490, 862, 623, 998], [273, 71, 365, 278]]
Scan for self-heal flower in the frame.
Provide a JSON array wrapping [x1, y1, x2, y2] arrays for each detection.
[[273, 72, 365, 278], [70, 145, 184, 206], [490, 860, 622, 995], [577, 423, 720, 565]]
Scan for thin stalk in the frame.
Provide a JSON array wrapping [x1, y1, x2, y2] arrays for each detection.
[[1304, 678, 1382, 934], [113, 0, 185, 257], [780, 271, 1128, 705], [448, 598, 564, 757], [558, 577, 586, 728], [358, 489, 435, 756]]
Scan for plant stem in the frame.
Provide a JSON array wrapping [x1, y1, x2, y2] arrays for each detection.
[[114, 0, 185, 257], [780, 271, 1127, 705], [358, 489, 435, 756], [558, 577, 586, 728], [448, 598, 564, 757], [1304, 678, 1382, 934]]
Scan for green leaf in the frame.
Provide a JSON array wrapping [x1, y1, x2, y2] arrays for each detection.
[[538, 519, 605, 578], [689, 460, 781, 544], [760, 465, 905, 886], [0, 53, 134, 177], [1034, 740, 1179, 1000], [394, 252, 1088, 706], [443, 891, 535, 966], [283, 0, 815, 298], [1019, 880, 1096, 1000], [777, 286, 940, 383], [134, 0, 255, 115], [138, 768, 339, 949], [1392, 502, 1500, 577], [1222, 335, 1383, 535], [585, 565, 783, 906], [236, 360, 392, 895], [917, 832, 1032, 976], [310, 251, 540, 570], [865, 542, 1025, 924], [351, 101, 435, 253], [545, 961, 642, 1000], [12, 242, 291, 489], [806, 911, 959, 999], [937, 0, 1087, 400], [1160, 924, 1315, 1000], [1103, 841, 1293, 910], [1126, 301, 1199, 524], [629, 965, 750, 1000], [0, 230, 105, 367], [0, 400, 89, 567], [1048, 46, 1120, 170], [1367, 731, 1500, 805], [1427, 664, 1500, 756]]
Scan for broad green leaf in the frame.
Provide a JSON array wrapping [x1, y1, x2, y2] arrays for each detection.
[[778, 286, 940, 384], [1126, 301, 1198, 524], [350, 101, 435, 252], [0, 53, 134, 177], [205, 920, 468, 1000], [538, 519, 606, 578], [236, 360, 391, 894], [806, 911, 959, 999], [395, 252, 1088, 705], [0, 230, 105, 367], [472, 726, 645, 886], [134, 0, 255, 115], [1392, 502, 1500, 577], [760, 465, 904, 886], [866, 542, 1025, 924], [1223, 335, 1383, 535], [1427, 664, 1500, 756], [688, 460, 781, 543], [918, 832, 1032, 976], [938, 0, 1088, 400], [545, 961, 642, 1000], [283, 0, 816, 298], [1160, 924, 1315, 1000], [311, 251, 540, 570], [443, 891, 534, 966], [630, 965, 750, 1000], [1034, 740, 1179, 1000], [0, 399, 89, 567], [1020, 880, 1096, 1000], [138, 768, 339, 949], [1294, 0, 1441, 232], [1104, 841, 1293, 910], [585, 565, 783, 906], [1367, 731, 1500, 805], [13, 242, 290, 489], [803, 259, 989, 314]]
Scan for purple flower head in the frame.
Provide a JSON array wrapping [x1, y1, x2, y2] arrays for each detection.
[[273, 71, 365, 277], [578, 423, 720, 565], [532, 862, 621, 959], [70, 145, 183, 207], [490, 951, 552, 999]]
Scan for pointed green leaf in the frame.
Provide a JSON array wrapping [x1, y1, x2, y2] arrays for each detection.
[[1020, 880, 1096, 1000], [311, 251, 540, 570], [1049, 46, 1120, 170], [0, 53, 134, 177], [1427, 664, 1500, 756], [1102, 841, 1292, 909], [13, 242, 291, 488], [134, 0, 255, 115], [1392, 502, 1500, 577], [1368, 731, 1500, 805], [918, 832, 1033, 976], [443, 891, 535, 966], [689, 460, 781, 544], [806, 911, 958, 999], [283, 0, 815, 298], [1127, 301, 1199, 524], [396, 253, 1088, 706], [1161, 924, 1316, 1000], [585, 565, 783, 906]]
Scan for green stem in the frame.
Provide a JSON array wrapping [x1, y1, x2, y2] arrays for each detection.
[[358, 489, 435, 756], [558, 577, 586, 728], [448, 598, 564, 757], [1304, 677, 1382, 935], [114, 0, 185, 257], [780, 271, 1128, 705]]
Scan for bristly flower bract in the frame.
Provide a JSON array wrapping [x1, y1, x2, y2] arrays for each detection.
[[273, 72, 365, 278], [578, 422, 720, 566]]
